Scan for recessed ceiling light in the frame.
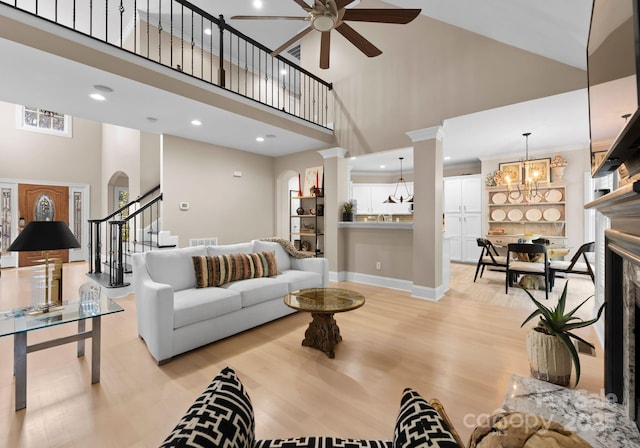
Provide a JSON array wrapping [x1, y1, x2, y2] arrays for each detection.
[[89, 93, 106, 101], [256, 137, 265, 142], [281, 69, 287, 76], [253, 0, 263, 8], [93, 84, 113, 93], [444, 156, 451, 161], [204, 28, 212, 35], [191, 119, 202, 126], [380, 165, 386, 169], [350, 157, 356, 160]]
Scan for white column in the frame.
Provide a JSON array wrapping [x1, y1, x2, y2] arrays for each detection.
[[406, 126, 446, 300], [318, 148, 348, 278]]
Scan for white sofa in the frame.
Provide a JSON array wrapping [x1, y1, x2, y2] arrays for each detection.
[[132, 240, 329, 363]]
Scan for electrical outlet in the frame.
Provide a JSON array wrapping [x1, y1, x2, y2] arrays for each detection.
[[376, 261, 381, 270]]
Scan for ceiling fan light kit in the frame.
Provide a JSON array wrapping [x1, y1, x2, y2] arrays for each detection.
[[231, 0, 421, 69], [312, 13, 336, 32]]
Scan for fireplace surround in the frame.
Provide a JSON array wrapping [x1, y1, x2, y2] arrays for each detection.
[[587, 180, 640, 426]]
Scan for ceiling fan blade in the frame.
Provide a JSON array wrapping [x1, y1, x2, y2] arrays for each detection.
[[292, 0, 312, 12], [342, 9, 421, 24], [231, 15, 307, 21], [320, 31, 331, 69], [335, 0, 357, 9], [271, 26, 313, 57], [335, 22, 382, 57]]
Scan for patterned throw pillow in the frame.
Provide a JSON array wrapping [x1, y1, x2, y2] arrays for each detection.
[[160, 366, 255, 448], [193, 251, 279, 288], [393, 388, 461, 448]]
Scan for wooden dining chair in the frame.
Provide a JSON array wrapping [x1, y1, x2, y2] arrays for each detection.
[[506, 243, 550, 300], [474, 238, 508, 282], [550, 242, 595, 287]]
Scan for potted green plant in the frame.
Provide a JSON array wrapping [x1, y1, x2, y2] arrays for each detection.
[[520, 281, 605, 387], [342, 201, 355, 221]]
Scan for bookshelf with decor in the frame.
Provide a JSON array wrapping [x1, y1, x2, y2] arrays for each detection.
[[289, 190, 324, 257]]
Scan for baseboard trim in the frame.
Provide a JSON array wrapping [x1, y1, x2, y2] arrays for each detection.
[[329, 271, 446, 301]]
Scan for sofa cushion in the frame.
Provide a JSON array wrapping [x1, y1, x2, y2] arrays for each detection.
[[173, 287, 242, 329], [193, 251, 279, 288], [160, 366, 254, 448], [222, 276, 290, 308], [207, 242, 253, 256], [276, 269, 323, 292], [252, 240, 291, 271], [256, 439, 392, 448], [146, 246, 207, 292], [393, 388, 461, 448]]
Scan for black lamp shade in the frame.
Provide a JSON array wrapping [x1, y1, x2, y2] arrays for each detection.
[[8, 221, 81, 252]]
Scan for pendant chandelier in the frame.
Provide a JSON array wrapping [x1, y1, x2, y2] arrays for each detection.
[[505, 132, 548, 202], [383, 157, 413, 203]]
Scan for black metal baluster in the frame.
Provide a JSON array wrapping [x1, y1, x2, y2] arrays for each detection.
[[191, 10, 194, 75], [146, 0, 149, 57], [228, 26, 232, 90], [105, 0, 107, 43], [200, 15, 204, 80], [158, 0, 162, 63], [181, 4, 184, 71], [169, 0, 173, 67], [73, 0, 76, 29], [218, 15, 225, 87], [133, 0, 137, 53], [55, 0, 58, 22], [119, 0, 124, 48]]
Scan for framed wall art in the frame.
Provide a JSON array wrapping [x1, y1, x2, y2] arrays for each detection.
[[525, 158, 551, 184], [498, 161, 523, 184]]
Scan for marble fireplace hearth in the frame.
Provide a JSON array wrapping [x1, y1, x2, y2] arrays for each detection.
[[503, 375, 640, 447]]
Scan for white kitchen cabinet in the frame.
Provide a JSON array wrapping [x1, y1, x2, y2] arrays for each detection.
[[351, 182, 413, 215], [443, 175, 482, 263]]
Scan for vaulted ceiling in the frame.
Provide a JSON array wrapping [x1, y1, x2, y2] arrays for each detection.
[[0, 0, 593, 166]]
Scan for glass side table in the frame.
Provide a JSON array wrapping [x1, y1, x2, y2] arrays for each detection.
[[0, 297, 124, 411]]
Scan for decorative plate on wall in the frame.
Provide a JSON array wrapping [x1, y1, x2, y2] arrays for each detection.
[[491, 209, 506, 221], [526, 209, 542, 221], [543, 208, 561, 221], [528, 194, 543, 203], [492, 192, 507, 204], [508, 209, 523, 221], [508, 194, 523, 204], [546, 189, 562, 203]]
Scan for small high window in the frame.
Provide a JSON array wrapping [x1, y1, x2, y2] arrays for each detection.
[[16, 105, 72, 137]]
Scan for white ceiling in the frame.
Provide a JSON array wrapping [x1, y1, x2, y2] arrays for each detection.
[[0, 0, 594, 167]]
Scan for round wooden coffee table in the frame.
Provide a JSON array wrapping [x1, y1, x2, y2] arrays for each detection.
[[284, 287, 365, 358]]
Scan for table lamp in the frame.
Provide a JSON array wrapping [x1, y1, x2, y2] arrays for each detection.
[[8, 220, 81, 312]]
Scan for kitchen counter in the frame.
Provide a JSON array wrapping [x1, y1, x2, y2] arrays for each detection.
[[337, 221, 412, 230]]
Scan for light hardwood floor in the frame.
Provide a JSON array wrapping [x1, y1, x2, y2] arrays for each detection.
[[0, 261, 603, 447]]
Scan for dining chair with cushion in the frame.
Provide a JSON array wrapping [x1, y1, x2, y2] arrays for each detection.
[[506, 243, 551, 300], [549, 242, 595, 287], [474, 238, 508, 282]]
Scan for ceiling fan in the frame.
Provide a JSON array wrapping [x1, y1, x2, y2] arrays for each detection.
[[231, 0, 421, 69]]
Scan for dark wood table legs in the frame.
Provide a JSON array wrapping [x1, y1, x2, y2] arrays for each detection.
[[301, 313, 342, 358]]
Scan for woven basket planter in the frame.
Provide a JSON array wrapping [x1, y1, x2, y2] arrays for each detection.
[[526, 327, 571, 386]]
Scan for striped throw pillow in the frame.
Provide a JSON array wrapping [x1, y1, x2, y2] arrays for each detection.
[[193, 251, 279, 288]]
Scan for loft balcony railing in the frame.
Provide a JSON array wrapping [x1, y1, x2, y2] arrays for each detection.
[[1, 0, 333, 128]]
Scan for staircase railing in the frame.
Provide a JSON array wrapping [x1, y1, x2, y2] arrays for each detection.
[[0, 0, 333, 128], [88, 184, 163, 287]]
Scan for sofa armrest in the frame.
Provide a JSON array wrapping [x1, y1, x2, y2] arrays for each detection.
[[290, 256, 329, 287], [132, 253, 175, 363]]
